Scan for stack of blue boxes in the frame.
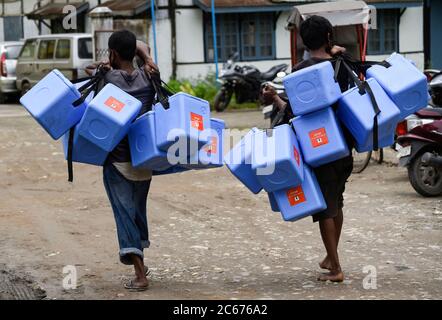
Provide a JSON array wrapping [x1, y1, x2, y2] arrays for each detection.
[[128, 92, 224, 175], [338, 53, 428, 152], [225, 124, 326, 222], [225, 54, 428, 222], [21, 70, 224, 175], [283, 61, 350, 167]]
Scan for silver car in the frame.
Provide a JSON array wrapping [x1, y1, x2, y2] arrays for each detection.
[[0, 41, 24, 101], [16, 34, 93, 96]]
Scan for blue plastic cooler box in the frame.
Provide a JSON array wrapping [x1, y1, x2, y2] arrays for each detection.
[[20, 69, 86, 140], [283, 61, 341, 116], [77, 83, 142, 152], [224, 128, 262, 194], [338, 78, 401, 153], [366, 53, 429, 120], [185, 118, 225, 169], [251, 124, 304, 193], [62, 124, 108, 166], [268, 193, 280, 212], [271, 166, 327, 222], [128, 111, 173, 171], [154, 92, 211, 153], [292, 107, 349, 168]]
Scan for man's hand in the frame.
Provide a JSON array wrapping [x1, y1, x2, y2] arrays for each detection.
[[261, 84, 278, 106], [85, 61, 111, 76], [331, 45, 347, 56]]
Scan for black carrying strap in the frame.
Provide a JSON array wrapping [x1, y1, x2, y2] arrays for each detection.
[[71, 75, 94, 84], [336, 56, 381, 151], [67, 67, 107, 182], [67, 127, 75, 183], [270, 110, 286, 129], [71, 67, 107, 108], [147, 72, 173, 109]]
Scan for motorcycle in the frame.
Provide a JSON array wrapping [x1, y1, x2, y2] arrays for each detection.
[[396, 70, 442, 197], [214, 52, 288, 112]]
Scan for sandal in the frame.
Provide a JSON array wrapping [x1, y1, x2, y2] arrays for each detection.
[[123, 279, 149, 292]]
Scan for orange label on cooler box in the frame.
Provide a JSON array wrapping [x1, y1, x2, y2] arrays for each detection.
[[104, 97, 125, 112], [203, 137, 218, 155], [286, 186, 306, 207], [309, 127, 329, 148], [191, 112, 204, 131], [294, 146, 300, 166]]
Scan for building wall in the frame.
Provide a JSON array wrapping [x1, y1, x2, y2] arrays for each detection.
[[367, 6, 424, 70], [0, 0, 427, 78], [149, 7, 173, 82], [0, 0, 98, 42], [429, 0, 442, 69], [170, 9, 292, 81]]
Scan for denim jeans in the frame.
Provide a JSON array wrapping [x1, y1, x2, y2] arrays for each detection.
[[103, 163, 151, 265]]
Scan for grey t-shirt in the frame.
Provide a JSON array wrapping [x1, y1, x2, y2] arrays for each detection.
[[96, 68, 156, 181], [97, 68, 156, 164]]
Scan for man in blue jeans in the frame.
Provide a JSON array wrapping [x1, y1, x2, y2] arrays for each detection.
[[87, 30, 158, 291]]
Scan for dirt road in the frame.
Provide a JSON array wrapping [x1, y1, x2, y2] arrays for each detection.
[[0, 105, 441, 300]]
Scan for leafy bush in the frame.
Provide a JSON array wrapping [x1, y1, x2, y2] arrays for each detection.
[[166, 73, 257, 111]]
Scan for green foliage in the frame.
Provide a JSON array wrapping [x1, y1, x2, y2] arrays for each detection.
[[166, 73, 257, 111]]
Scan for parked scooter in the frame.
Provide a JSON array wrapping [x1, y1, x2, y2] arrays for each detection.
[[426, 69, 442, 108], [396, 70, 442, 196], [214, 52, 288, 112]]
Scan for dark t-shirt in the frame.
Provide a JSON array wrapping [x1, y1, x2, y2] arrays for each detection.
[[288, 55, 363, 183], [96, 68, 156, 164]]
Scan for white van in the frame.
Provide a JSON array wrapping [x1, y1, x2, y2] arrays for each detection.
[[16, 33, 93, 96]]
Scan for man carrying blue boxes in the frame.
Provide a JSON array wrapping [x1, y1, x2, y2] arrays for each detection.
[[86, 30, 158, 291], [262, 16, 369, 283]]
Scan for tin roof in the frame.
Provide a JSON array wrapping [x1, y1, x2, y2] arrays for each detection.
[[194, 0, 293, 12], [286, 0, 372, 29], [95, 0, 149, 17], [27, 2, 90, 20]]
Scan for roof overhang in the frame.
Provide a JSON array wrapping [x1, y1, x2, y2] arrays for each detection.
[[286, 0, 372, 30], [27, 2, 90, 20], [365, 0, 423, 9], [94, 0, 150, 17], [194, 0, 293, 13]]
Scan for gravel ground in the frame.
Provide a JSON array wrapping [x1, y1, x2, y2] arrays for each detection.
[[0, 105, 441, 300]]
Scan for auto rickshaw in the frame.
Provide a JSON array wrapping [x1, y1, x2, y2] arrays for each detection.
[[286, 0, 374, 67], [285, 0, 379, 173]]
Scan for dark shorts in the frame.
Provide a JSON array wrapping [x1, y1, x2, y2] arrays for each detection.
[[312, 155, 354, 223]]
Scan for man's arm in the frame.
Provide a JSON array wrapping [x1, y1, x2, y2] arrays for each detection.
[[136, 41, 160, 78]]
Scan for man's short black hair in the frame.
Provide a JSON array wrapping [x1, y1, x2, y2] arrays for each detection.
[[108, 30, 137, 61], [300, 15, 333, 51]]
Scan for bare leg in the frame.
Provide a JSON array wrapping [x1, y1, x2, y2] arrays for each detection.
[[317, 218, 344, 282], [126, 254, 149, 289], [320, 208, 344, 270]]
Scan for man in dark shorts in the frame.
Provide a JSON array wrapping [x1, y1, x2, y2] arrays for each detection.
[[86, 30, 159, 291], [262, 15, 360, 282]]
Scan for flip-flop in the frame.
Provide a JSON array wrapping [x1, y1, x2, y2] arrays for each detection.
[[144, 266, 151, 277], [124, 279, 149, 292]]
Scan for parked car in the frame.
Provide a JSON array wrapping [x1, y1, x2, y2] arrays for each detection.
[[0, 41, 24, 102], [16, 34, 93, 97]]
